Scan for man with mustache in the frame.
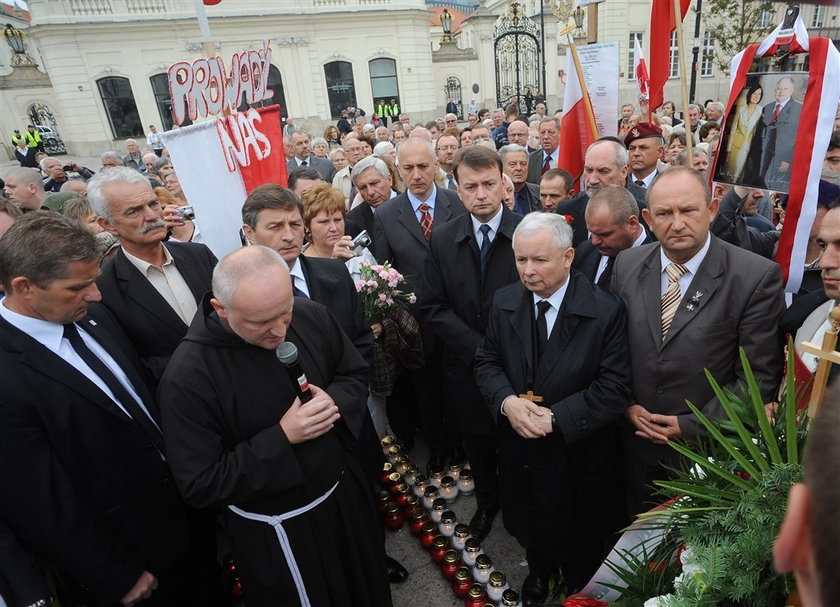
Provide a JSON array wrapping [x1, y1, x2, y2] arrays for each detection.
[[90, 167, 217, 385]]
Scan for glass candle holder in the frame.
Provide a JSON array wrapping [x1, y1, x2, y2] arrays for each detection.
[[500, 588, 523, 606], [447, 462, 463, 479], [408, 506, 428, 534], [403, 463, 419, 485], [379, 462, 394, 486], [422, 485, 440, 510], [402, 495, 419, 515], [383, 501, 404, 530], [451, 566, 474, 598], [386, 472, 402, 494], [462, 538, 482, 566], [472, 553, 492, 584], [438, 510, 457, 537], [428, 465, 445, 487], [380, 434, 396, 455], [430, 497, 448, 523], [394, 483, 411, 507], [412, 474, 429, 498], [465, 583, 488, 607], [440, 549, 462, 579], [393, 454, 410, 475], [452, 523, 470, 550], [419, 520, 439, 548], [457, 468, 475, 496], [376, 490, 391, 515], [386, 444, 402, 464], [430, 535, 451, 563], [486, 570, 509, 602], [439, 475, 459, 503]]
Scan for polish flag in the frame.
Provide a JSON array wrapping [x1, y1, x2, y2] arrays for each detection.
[[160, 105, 287, 258], [648, 0, 690, 113], [558, 48, 599, 193], [634, 34, 650, 103]]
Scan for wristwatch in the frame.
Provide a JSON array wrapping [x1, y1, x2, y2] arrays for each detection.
[[549, 410, 556, 431]]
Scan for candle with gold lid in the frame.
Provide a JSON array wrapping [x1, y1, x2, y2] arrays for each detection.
[[447, 461, 463, 479], [412, 473, 429, 497], [428, 465, 445, 487], [380, 434, 395, 455], [451, 566, 473, 597], [462, 538, 482, 566], [403, 463, 419, 485], [407, 506, 428, 534], [472, 553, 492, 583], [438, 510, 457, 536], [452, 523, 470, 550], [457, 468, 475, 496], [419, 520, 439, 548], [393, 483, 410, 507], [379, 462, 394, 486], [439, 475, 459, 503], [440, 549, 462, 579], [422, 485, 440, 510], [464, 583, 488, 607], [402, 494, 419, 515], [500, 588, 522, 606], [383, 501, 404, 530], [386, 444, 402, 464], [393, 453, 410, 475], [430, 535, 451, 563], [430, 497, 448, 522], [486, 570, 509, 602], [387, 472, 402, 493]]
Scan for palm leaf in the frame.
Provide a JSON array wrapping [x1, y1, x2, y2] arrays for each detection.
[[739, 349, 782, 464], [783, 339, 798, 465], [655, 480, 739, 503]]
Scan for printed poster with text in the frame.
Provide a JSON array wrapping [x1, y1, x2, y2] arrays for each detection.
[[577, 41, 619, 137]]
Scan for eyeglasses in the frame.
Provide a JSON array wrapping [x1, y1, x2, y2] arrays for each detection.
[[437, 145, 459, 151]]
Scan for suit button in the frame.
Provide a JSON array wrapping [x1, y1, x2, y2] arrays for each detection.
[[656, 386, 664, 394]]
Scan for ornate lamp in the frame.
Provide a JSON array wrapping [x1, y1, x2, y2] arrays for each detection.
[[3, 23, 36, 66], [572, 5, 585, 37], [440, 9, 453, 42]]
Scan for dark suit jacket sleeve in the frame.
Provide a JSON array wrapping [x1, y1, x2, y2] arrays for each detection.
[[419, 233, 485, 366], [550, 301, 632, 444], [0, 397, 145, 603], [676, 261, 785, 439], [371, 208, 394, 264], [474, 293, 518, 422]]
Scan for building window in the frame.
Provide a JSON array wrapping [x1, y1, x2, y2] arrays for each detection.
[[445, 76, 462, 118], [97, 76, 143, 138], [811, 5, 825, 28], [701, 31, 715, 77], [150, 73, 191, 131], [324, 61, 356, 120], [369, 58, 399, 118], [669, 31, 679, 78], [628, 32, 643, 81], [757, 9, 773, 29]]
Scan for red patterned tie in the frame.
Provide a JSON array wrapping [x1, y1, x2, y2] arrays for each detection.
[[419, 203, 433, 240], [542, 156, 551, 175], [771, 103, 781, 122]]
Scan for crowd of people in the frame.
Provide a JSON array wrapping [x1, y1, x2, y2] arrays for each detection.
[[1, 94, 839, 607]]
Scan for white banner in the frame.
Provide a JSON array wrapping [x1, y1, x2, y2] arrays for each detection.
[[577, 41, 620, 137]]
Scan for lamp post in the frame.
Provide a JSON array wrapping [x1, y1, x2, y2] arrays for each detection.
[[539, 0, 546, 104], [3, 23, 35, 66], [441, 9, 453, 42], [572, 6, 585, 38]]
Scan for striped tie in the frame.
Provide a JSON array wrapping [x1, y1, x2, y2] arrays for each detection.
[[661, 262, 688, 340], [418, 203, 433, 240]]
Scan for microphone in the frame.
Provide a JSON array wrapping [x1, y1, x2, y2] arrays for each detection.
[[276, 342, 313, 403]]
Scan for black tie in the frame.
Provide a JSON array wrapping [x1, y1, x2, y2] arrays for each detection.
[[536, 300, 551, 358], [62, 324, 165, 455], [635, 179, 645, 188], [597, 256, 616, 291], [478, 224, 492, 277], [301, 160, 308, 167]]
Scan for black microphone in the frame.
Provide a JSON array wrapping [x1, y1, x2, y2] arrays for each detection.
[[276, 342, 313, 403]]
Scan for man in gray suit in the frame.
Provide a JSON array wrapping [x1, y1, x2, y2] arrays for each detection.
[[612, 167, 785, 519], [526, 117, 560, 185], [285, 131, 336, 183], [759, 76, 802, 192]]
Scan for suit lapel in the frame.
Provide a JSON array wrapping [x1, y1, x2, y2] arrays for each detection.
[[167, 243, 206, 302], [435, 190, 455, 225], [640, 246, 665, 350], [507, 287, 535, 387], [396, 197, 429, 248], [115, 249, 187, 329], [662, 238, 725, 347]]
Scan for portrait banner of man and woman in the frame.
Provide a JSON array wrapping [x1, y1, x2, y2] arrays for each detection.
[[714, 72, 807, 193]]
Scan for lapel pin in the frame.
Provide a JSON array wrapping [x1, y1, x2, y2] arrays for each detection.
[[686, 291, 704, 311]]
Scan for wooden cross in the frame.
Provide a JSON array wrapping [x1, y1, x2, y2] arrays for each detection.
[[799, 303, 840, 418], [519, 391, 544, 403]]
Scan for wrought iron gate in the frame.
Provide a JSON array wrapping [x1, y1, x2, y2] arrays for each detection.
[[445, 76, 462, 119], [27, 103, 66, 154], [494, 3, 541, 112]]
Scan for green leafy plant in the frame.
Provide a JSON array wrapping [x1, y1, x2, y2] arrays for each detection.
[[608, 348, 809, 606]]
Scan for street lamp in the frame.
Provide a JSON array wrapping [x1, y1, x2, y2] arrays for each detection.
[[572, 6, 585, 37], [3, 23, 25, 55], [440, 9, 453, 42]]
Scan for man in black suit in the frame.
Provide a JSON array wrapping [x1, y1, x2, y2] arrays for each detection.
[[372, 136, 467, 469], [419, 146, 522, 542], [573, 185, 652, 291], [501, 144, 541, 215], [526, 117, 560, 185], [556, 139, 649, 247], [286, 130, 337, 183], [474, 212, 632, 602], [0, 213, 223, 606], [88, 167, 217, 384], [345, 155, 398, 241]]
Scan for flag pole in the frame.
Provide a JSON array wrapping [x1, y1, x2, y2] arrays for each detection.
[[672, 0, 693, 166], [567, 34, 599, 140]]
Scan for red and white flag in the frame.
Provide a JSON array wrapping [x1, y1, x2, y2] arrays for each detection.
[[558, 45, 599, 193], [160, 105, 287, 258], [648, 0, 690, 113], [724, 16, 840, 293], [634, 34, 650, 103]]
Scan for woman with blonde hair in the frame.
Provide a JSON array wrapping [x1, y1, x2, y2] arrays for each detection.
[[301, 183, 348, 259]]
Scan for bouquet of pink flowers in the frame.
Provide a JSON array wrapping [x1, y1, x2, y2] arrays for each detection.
[[355, 262, 417, 324]]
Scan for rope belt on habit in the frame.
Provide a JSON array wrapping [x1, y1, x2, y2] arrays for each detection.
[[228, 477, 341, 607]]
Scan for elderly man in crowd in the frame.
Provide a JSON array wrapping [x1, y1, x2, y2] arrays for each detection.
[[3, 167, 46, 211], [42, 157, 95, 193], [501, 144, 540, 215], [122, 139, 145, 171], [527, 117, 560, 184]]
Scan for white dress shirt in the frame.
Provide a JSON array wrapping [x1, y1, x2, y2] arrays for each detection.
[[123, 246, 197, 324], [594, 226, 648, 283], [407, 185, 438, 222], [288, 258, 310, 297], [658, 234, 711, 297], [532, 277, 570, 339], [470, 205, 504, 246]]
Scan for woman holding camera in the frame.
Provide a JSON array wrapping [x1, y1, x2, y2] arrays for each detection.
[[300, 183, 357, 260]]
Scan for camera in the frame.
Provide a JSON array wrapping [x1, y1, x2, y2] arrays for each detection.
[[175, 206, 196, 221], [352, 230, 371, 254], [62, 165, 73, 172]]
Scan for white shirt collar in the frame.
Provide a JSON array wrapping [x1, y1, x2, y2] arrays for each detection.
[[659, 233, 711, 277], [0, 297, 64, 352], [533, 275, 569, 312], [544, 148, 559, 164], [470, 205, 504, 241], [632, 226, 648, 248], [407, 185, 438, 209], [632, 169, 658, 187], [122, 244, 173, 273]]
